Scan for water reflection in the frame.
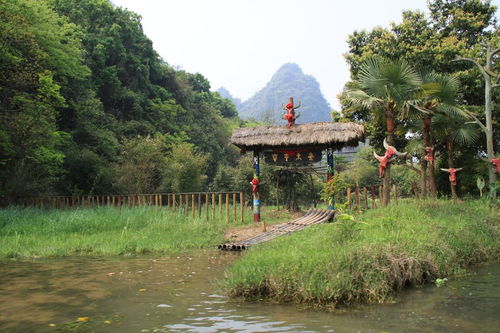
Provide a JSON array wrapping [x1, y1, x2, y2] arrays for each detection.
[[0, 252, 498, 333]]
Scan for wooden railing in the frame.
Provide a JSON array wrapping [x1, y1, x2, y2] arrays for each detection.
[[345, 184, 399, 210], [21, 192, 246, 223]]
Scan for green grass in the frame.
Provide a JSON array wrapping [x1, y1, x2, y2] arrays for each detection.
[[223, 200, 500, 308], [0, 205, 276, 258]]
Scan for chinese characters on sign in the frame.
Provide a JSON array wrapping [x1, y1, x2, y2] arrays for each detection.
[[263, 150, 322, 165]]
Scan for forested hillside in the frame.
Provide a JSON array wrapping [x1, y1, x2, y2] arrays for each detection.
[[0, 0, 240, 204], [237, 63, 331, 124]]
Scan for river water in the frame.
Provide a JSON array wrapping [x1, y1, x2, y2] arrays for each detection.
[[0, 251, 498, 333]]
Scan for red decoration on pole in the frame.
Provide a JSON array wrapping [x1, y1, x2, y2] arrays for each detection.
[[250, 178, 259, 194], [373, 139, 407, 178], [423, 147, 434, 164], [440, 168, 463, 186], [491, 158, 500, 174], [281, 97, 301, 128]]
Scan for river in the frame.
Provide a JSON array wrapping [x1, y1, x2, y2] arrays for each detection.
[[0, 251, 498, 332]]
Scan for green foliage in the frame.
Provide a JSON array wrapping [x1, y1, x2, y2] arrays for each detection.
[[320, 174, 348, 207], [0, 206, 254, 258], [0, 0, 241, 201], [224, 200, 499, 307], [164, 143, 208, 193]]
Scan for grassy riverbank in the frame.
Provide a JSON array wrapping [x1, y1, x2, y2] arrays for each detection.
[[0, 206, 290, 258], [224, 200, 499, 308]]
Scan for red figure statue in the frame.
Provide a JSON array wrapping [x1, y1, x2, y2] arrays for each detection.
[[373, 139, 407, 178], [423, 147, 434, 164], [250, 178, 259, 194], [440, 168, 463, 186], [281, 97, 301, 128], [491, 158, 500, 174]]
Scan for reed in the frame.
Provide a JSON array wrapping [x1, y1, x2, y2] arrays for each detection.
[[223, 200, 499, 308], [0, 205, 257, 258]]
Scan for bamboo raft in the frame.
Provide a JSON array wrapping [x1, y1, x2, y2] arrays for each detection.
[[218, 209, 335, 251]]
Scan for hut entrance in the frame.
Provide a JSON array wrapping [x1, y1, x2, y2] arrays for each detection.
[[230, 121, 364, 222]]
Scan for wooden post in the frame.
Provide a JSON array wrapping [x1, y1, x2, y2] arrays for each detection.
[[326, 148, 335, 210], [363, 187, 368, 209], [371, 186, 376, 209], [355, 187, 360, 210], [378, 185, 383, 206], [179, 194, 183, 213], [117, 196, 121, 210], [205, 193, 209, 221], [240, 192, 244, 223], [233, 192, 237, 223], [225, 192, 229, 224], [212, 193, 215, 220], [198, 193, 202, 217], [218, 193, 222, 217], [191, 193, 195, 220], [167, 194, 171, 209], [185, 193, 189, 212], [252, 151, 261, 222], [393, 184, 398, 204], [347, 188, 351, 208], [173, 194, 176, 212]]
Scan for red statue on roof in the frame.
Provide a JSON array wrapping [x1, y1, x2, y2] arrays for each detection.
[[281, 97, 301, 128]]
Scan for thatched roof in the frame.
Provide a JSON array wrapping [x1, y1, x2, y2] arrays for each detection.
[[231, 122, 365, 151]]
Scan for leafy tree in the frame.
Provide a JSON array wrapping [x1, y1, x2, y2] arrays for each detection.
[[343, 58, 421, 205], [164, 143, 207, 193]]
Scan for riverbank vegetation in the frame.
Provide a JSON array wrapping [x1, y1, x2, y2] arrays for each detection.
[[0, 206, 292, 258], [223, 200, 499, 308]]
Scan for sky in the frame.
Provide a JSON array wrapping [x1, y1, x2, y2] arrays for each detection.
[[111, 0, 498, 110]]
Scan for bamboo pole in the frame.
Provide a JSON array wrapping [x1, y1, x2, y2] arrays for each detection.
[[240, 192, 244, 223], [378, 185, 383, 206], [225, 192, 229, 224], [218, 193, 222, 216], [371, 186, 376, 209], [347, 188, 351, 208], [363, 187, 368, 209], [355, 187, 360, 209], [191, 193, 195, 220], [233, 192, 237, 223], [212, 193, 216, 220], [198, 193, 202, 217], [205, 193, 209, 221]]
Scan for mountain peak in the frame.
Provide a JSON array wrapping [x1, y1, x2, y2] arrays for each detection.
[[237, 64, 331, 124]]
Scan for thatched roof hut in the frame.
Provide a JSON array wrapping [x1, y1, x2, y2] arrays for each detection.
[[231, 122, 365, 151]]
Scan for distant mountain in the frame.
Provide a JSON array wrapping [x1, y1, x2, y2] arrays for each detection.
[[217, 87, 242, 109], [237, 63, 331, 124]]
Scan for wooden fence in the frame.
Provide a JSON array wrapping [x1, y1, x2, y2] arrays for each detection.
[[345, 184, 400, 210], [21, 192, 246, 223]]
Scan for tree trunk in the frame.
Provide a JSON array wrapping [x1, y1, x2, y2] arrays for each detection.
[[383, 102, 395, 207], [484, 46, 497, 198], [422, 114, 437, 197], [446, 139, 458, 200]]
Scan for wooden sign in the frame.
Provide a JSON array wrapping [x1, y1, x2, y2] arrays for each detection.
[[263, 150, 322, 165]]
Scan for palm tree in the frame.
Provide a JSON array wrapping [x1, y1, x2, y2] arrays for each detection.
[[432, 111, 480, 200], [409, 73, 461, 198], [344, 58, 421, 206]]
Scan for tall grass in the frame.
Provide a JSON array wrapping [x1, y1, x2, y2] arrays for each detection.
[[0, 205, 257, 258], [223, 200, 499, 308]]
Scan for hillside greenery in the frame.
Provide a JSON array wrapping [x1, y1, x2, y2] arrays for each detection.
[[0, 0, 240, 204]]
